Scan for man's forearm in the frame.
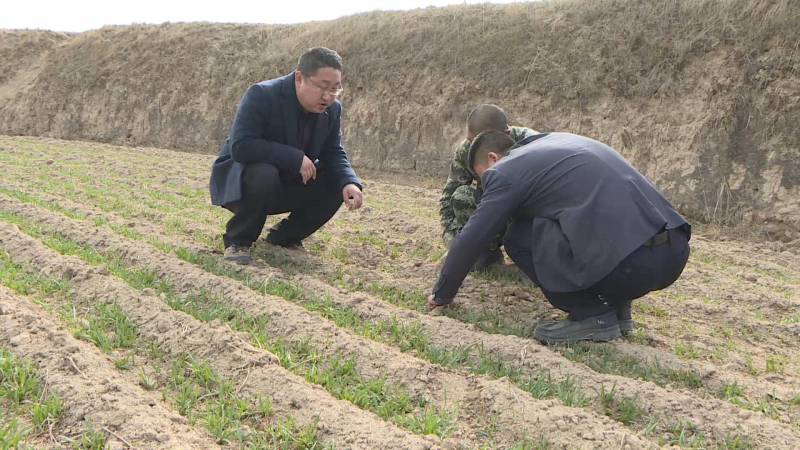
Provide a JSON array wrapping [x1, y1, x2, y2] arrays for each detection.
[[431, 174, 518, 302]]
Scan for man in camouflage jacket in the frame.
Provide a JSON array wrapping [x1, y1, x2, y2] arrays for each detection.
[[439, 104, 536, 270]]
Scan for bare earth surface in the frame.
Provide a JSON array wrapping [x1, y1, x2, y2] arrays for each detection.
[[0, 136, 798, 449]]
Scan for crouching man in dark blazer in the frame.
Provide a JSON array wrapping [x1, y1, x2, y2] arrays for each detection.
[[209, 47, 363, 264], [427, 130, 691, 344]]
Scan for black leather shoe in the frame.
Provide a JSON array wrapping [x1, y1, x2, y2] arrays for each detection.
[[617, 300, 634, 334], [534, 310, 621, 344]]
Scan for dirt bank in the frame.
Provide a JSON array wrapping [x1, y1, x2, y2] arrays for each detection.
[[1, 0, 798, 235]]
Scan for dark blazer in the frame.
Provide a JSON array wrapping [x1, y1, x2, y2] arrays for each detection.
[[209, 72, 361, 206], [434, 132, 690, 299]]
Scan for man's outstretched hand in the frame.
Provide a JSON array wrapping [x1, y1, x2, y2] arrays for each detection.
[[342, 184, 363, 210], [427, 294, 443, 311]]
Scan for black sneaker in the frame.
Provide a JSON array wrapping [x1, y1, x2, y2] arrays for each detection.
[[617, 300, 634, 335], [534, 310, 621, 345], [472, 249, 503, 272], [223, 245, 251, 265]]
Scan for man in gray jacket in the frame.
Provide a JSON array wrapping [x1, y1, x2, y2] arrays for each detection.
[[427, 130, 691, 344]]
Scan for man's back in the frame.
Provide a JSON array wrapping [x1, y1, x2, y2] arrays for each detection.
[[491, 132, 688, 291]]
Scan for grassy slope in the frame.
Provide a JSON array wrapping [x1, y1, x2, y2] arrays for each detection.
[[0, 0, 798, 232]]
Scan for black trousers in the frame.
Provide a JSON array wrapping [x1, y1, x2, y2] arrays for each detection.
[[222, 163, 343, 248], [504, 220, 690, 320]]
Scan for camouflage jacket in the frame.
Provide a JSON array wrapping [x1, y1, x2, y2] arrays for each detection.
[[439, 126, 537, 234]]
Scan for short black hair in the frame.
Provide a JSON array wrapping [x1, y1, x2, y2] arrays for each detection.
[[467, 104, 509, 135], [468, 130, 516, 171], [297, 47, 343, 76]]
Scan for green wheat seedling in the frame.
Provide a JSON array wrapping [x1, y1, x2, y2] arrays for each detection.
[[596, 385, 646, 426], [0, 348, 63, 440], [6, 212, 645, 435], [506, 436, 554, 450], [662, 420, 706, 448], [74, 303, 139, 353], [138, 368, 158, 391], [0, 418, 27, 449], [766, 355, 787, 374], [394, 405, 455, 438], [166, 354, 325, 447], [557, 342, 703, 390], [72, 426, 107, 450]]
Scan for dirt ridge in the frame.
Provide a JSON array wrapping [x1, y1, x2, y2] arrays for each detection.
[[0, 286, 219, 449], [0, 196, 656, 448], [0, 221, 441, 450], [2, 189, 799, 448]]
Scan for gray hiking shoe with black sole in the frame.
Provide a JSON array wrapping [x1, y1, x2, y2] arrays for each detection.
[[534, 311, 621, 345], [224, 245, 252, 265]]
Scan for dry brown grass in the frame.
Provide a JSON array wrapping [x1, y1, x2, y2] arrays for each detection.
[[0, 0, 798, 235]]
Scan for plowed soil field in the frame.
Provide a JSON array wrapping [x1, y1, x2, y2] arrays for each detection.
[[1, 136, 798, 449]]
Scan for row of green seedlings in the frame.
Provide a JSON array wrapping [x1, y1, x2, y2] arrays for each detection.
[[1, 176, 614, 345], [0, 149, 208, 218], [205, 244, 703, 391], [0, 207, 763, 448], [296, 254, 797, 416], [0, 347, 106, 449], [0, 251, 326, 449], [0, 172, 788, 422], [0, 210, 558, 448], [171, 244, 765, 449], [5, 144, 798, 379], [4, 152, 796, 321], [12, 175, 794, 394], [0, 215, 458, 441], [3, 150, 445, 265], [0, 161, 224, 248], [0, 170, 782, 377]]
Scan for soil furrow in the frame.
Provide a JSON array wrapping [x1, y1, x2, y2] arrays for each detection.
[[4, 137, 800, 446], [3, 193, 799, 447], [239, 257, 800, 440], [0, 286, 219, 449], [0, 222, 440, 450], [4, 171, 799, 405], [0, 196, 655, 448]]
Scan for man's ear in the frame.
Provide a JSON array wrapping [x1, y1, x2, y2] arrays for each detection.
[[294, 71, 303, 85], [487, 152, 499, 164]]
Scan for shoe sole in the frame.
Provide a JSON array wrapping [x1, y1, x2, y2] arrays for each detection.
[[534, 325, 622, 345]]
